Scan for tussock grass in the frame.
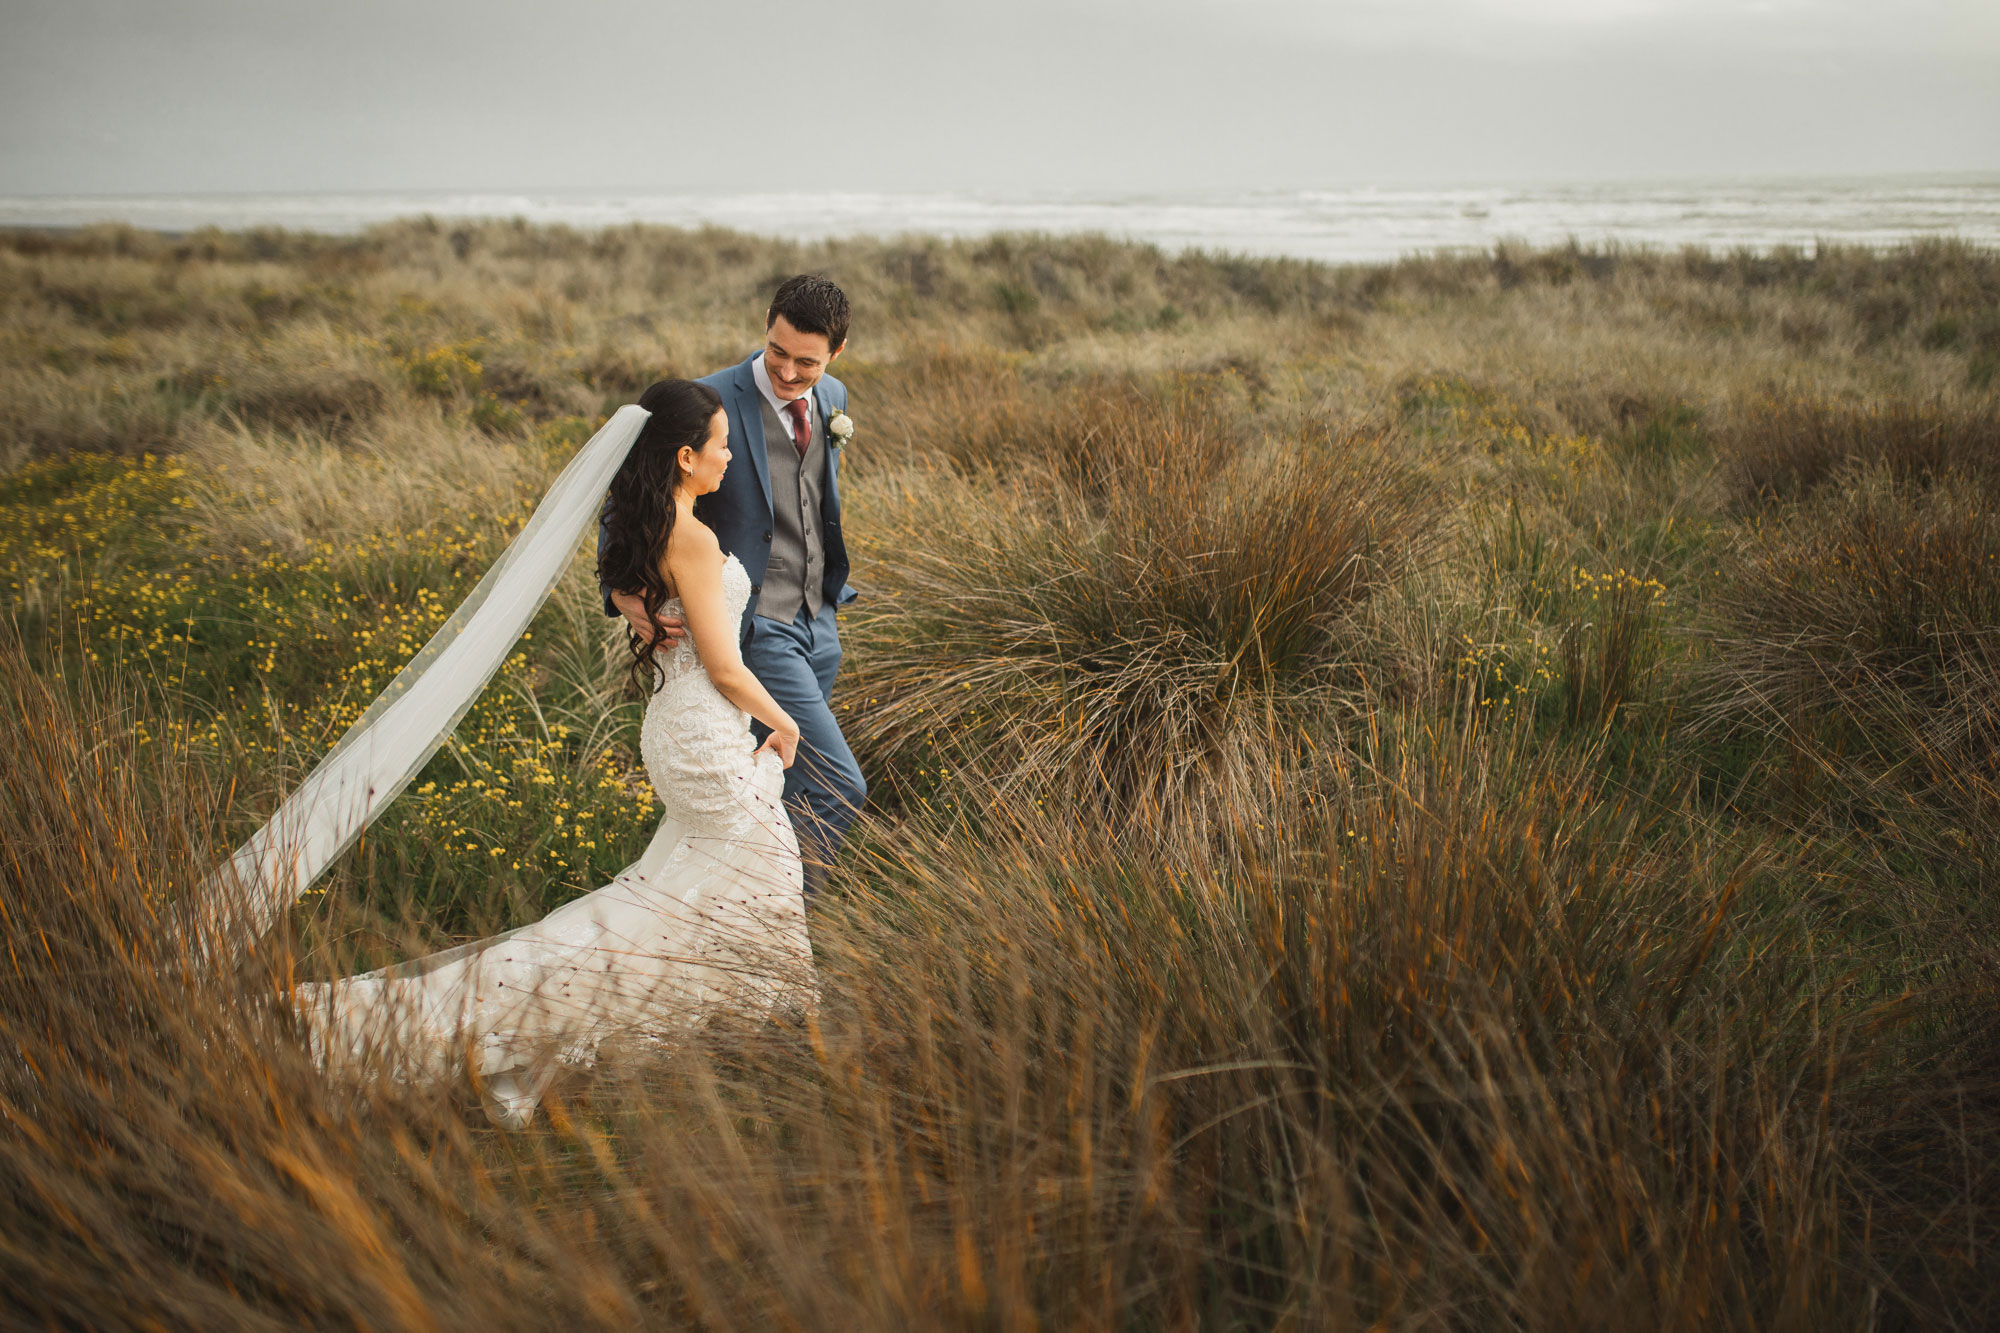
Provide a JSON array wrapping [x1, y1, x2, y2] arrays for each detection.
[[4, 640, 1957, 1327], [1704, 471, 2000, 903], [1718, 475, 2000, 754], [1720, 394, 2000, 506], [0, 646, 564, 1328], [8, 224, 2000, 1326], [847, 385, 1431, 814]]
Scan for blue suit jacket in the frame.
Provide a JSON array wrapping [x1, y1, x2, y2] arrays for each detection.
[[600, 353, 855, 638]]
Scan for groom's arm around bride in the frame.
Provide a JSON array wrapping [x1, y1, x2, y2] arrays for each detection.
[[602, 275, 866, 895]]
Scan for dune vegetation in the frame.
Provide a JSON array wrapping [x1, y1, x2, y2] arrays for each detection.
[[4, 218, 1999, 1328]]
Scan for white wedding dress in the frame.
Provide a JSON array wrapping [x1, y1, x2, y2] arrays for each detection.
[[294, 554, 811, 1127]]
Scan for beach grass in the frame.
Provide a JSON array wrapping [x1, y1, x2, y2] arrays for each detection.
[[4, 220, 1999, 1327]]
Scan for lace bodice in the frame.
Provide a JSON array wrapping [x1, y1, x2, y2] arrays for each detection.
[[645, 552, 752, 685], [638, 554, 778, 833]]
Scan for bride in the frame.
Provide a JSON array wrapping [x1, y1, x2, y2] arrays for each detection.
[[289, 380, 812, 1127]]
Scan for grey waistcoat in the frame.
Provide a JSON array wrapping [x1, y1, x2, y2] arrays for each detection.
[[756, 394, 826, 623]]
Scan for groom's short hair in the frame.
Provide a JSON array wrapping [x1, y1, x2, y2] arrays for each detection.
[[767, 275, 849, 352]]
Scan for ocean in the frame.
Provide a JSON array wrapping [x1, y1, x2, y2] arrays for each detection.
[[2, 175, 1994, 265]]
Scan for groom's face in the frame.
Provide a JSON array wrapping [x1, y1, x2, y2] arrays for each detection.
[[762, 315, 843, 401]]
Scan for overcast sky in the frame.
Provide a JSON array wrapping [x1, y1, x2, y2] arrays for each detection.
[[2, 0, 1995, 196]]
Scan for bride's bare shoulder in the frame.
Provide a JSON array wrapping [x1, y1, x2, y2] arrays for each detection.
[[665, 515, 724, 578]]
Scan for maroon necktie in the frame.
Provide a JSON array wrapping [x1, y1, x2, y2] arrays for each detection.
[[784, 397, 810, 459]]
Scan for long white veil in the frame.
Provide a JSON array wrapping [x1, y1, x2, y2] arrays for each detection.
[[204, 405, 651, 939]]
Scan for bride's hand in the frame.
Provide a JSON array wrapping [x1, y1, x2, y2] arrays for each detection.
[[754, 723, 801, 769]]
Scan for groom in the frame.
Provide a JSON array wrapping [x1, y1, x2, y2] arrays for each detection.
[[602, 275, 865, 895]]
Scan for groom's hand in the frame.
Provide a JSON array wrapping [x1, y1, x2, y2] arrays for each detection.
[[611, 589, 687, 647]]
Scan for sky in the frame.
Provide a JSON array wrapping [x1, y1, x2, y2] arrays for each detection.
[[1, 0, 1995, 196]]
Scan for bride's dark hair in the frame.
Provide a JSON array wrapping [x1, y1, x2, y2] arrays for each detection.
[[597, 378, 726, 693]]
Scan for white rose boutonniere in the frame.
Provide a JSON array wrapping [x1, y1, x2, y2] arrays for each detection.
[[827, 411, 855, 447]]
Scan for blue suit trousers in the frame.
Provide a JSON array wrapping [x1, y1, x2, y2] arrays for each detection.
[[743, 602, 865, 892]]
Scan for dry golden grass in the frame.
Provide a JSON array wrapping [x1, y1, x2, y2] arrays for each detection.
[[1719, 394, 2000, 506], [844, 379, 1434, 819], [7, 643, 1949, 1329], [6, 222, 2000, 1327]]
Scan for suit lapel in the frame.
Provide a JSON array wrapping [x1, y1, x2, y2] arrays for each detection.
[[813, 385, 839, 505], [733, 356, 773, 515]]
